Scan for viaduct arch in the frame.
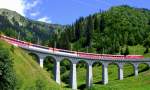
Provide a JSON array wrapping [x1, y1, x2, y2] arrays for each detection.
[[25, 50, 150, 90]]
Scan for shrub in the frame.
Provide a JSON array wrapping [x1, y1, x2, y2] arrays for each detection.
[[0, 45, 16, 90], [35, 78, 46, 90]]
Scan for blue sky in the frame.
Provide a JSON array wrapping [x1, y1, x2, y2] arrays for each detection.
[[0, 0, 150, 25]]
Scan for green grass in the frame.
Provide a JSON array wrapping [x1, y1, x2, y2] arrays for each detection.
[[74, 63, 149, 90], [128, 45, 145, 55], [91, 69, 150, 90], [126, 44, 150, 57], [0, 40, 66, 90], [61, 45, 150, 90], [2, 39, 150, 90]]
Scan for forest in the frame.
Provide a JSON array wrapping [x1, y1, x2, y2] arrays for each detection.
[[1, 5, 150, 90], [1, 5, 150, 55], [49, 5, 150, 54]]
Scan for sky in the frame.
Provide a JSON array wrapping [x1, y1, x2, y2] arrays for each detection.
[[0, 0, 150, 25]]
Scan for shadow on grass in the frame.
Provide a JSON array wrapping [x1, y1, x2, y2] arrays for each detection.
[[124, 73, 134, 78], [94, 80, 103, 84], [64, 85, 70, 88], [63, 68, 150, 90], [78, 84, 86, 90], [138, 67, 149, 73], [78, 81, 104, 90], [124, 68, 149, 78], [63, 84, 86, 90]]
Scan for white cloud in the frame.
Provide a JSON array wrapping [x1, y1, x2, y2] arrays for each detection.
[[30, 11, 39, 17], [0, 0, 52, 23], [38, 16, 52, 23], [0, 0, 40, 16], [26, 0, 40, 10], [0, 0, 25, 16]]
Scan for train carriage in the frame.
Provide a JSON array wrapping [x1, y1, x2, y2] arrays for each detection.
[[0, 35, 144, 60]]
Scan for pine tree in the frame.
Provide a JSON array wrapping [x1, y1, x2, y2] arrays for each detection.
[[85, 15, 94, 47], [99, 14, 105, 32], [120, 48, 124, 55], [144, 46, 149, 54], [124, 46, 129, 55]]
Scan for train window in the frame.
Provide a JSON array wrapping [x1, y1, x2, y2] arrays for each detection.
[[60, 49, 75, 53]]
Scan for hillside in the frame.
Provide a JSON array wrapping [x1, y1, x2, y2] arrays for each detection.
[[1, 6, 150, 54], [58, 45, 150, 90], [1, 5, 150, 90], [0, 40, 63, 90], [90, 69, 150, 90], [1, 38, 150, 90], [54, 5, 150, 54], [76, 63, 150, 90], [0, 8, 65, 45]]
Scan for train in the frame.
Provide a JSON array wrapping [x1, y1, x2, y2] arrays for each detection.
[[0, 34, 144, 60]]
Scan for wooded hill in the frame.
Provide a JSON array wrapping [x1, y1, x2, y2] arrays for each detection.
[[0, 9, 64, 45], [1, 5, 150, 54], [52, 5, 150, 54]]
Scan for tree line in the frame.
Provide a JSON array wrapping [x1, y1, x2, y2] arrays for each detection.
[[49, 5, 150, 54]]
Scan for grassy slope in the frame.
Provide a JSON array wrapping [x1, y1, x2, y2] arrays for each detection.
[[77, 64, 150, 90], [128, 45, 150, 57], [61, 45, 150, 90], [76, 64, 149, 90], [0, 40, 63, 90], [2, 39, 150, 90], [91, 70, 150, 90]]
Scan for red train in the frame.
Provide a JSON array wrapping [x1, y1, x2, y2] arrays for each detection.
[[0, 35, 144, 60]]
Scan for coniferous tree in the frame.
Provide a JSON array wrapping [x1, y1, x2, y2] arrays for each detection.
[[120, 48, 124, 55], [85, 15, 94, 47], [144, 46, 149, 54], [99, 14, 105, 32], [124, 46, 129, 55]]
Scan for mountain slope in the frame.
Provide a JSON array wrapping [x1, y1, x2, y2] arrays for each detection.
[[55, 5, 150, 54], [0, 40, 62, 90], [0, 8, 65, 45]]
